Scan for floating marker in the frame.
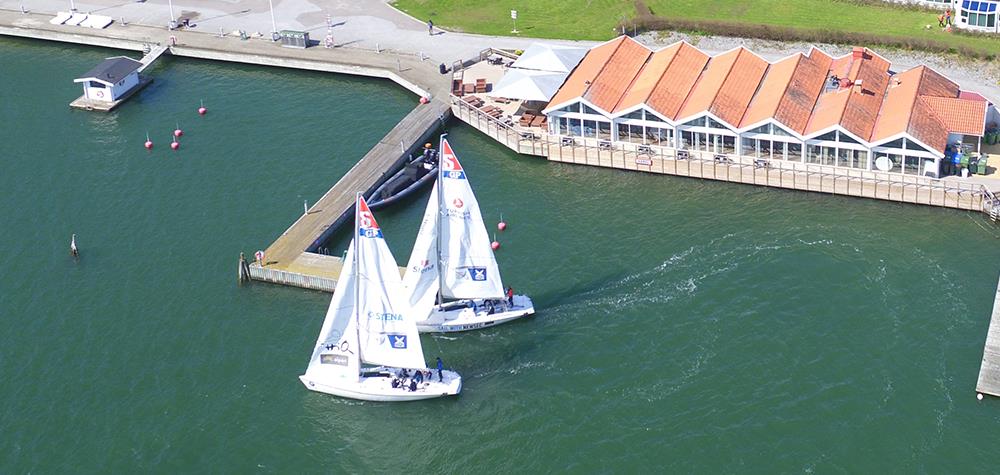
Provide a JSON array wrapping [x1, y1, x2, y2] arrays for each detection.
[[144, 132, 153, 150], [171, 138, 180, 150], [498, 213, 507, 231], [70, 233, 78, 257], [198, 99, 207, 115], [978, 393, 984, 401], [491, 233, 500, 250], [174, 122, 183, 138]]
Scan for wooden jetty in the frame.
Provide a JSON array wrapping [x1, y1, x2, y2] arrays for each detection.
[[247, 98, 450, 292], [977, 273, 1000, 397]]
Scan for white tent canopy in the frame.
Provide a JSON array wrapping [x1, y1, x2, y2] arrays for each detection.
[[510, 43, 587, 74], [491, 69, 568, 102]]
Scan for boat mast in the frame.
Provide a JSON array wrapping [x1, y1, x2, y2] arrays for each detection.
[[354, 192, 363, 373], [435, 133, 446, 309]]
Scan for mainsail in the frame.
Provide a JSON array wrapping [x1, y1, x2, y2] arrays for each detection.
[[402, 136, 505, 309], [304, 195, 426, 383]]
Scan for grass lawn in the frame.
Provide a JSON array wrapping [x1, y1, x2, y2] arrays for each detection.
[[392, 0, 1000, 55]]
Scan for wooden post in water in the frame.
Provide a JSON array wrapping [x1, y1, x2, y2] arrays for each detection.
[[238, 252, 250, 285]]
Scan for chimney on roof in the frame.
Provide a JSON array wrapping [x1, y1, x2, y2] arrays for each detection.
[[852, 47, 864, 60], [853, 79, 864, 94]]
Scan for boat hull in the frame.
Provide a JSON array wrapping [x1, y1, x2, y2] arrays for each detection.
[[416, 295, 535, 333], [299, 367, 462, 402]]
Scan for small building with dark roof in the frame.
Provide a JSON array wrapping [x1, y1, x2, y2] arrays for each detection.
[[73, 56, 142, 103]]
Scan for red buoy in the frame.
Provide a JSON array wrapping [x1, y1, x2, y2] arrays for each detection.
[[171, 139, 180, 150], [144, 140, 153, 150], [174, 125, 183, 138], [491, 240, 500, 250], [198, 99, 207, 115], [497, 221, 507, 231]]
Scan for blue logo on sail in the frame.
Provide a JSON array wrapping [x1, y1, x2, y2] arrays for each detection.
[[444, 170, 466, 180], [388, 334, 407, 349], [468, 267, 487, 281], [358, 228, 383, 238]]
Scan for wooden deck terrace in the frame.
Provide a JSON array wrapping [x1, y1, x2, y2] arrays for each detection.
[[249, 98, 450, 291], [451, 95, 990, 212]]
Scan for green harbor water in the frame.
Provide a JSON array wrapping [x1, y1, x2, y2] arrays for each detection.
[[3, 37, 1000, 472]]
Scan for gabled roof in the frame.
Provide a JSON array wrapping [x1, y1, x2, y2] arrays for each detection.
[[544, 37, 991, 150], [645, 42, 709, 120], [583, 36, 650, 113], [708, 48, 770, 127], [920, 96, 987, 136], [511, 43, 588, 74], [775, 48, 833, 134], [613, 42, 681, 114], [740, 53, 800, 129], [74, 56, 141, 85]]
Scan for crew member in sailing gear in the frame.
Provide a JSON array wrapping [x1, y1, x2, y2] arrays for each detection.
[[506, 286, 514, 307], [414, 369, 424, 384], [409, 379, 418, 391], [436, 357, 444, 382]]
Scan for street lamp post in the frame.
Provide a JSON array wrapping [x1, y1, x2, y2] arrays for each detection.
[[167, 0, 177, 29], [268, 0, 279, 40]]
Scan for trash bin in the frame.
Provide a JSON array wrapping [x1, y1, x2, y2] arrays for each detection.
[[439, 63, 447, 74], [979, 157, 990, 175]]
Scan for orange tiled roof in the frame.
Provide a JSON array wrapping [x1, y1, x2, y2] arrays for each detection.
[[544, 37, 987, 149], [546, 37, 624, 110], [676, 48, 741, 121], [613, 43, 680, 114], [920, 96, 987, 136], [583, 36, 650, 113], [710, 48, 770, 127], [774, 48, 832, 134], [645, 42, 709, 120], [741, 53, 800, 128]]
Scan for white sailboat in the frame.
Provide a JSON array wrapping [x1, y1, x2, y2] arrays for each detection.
[[299, 193, 462, 401], [402, 135, 535, 333]]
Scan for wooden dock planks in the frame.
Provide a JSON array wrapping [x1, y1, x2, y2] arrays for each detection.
[[977, 273, 1000, 397], [256, 99, 450, 280]]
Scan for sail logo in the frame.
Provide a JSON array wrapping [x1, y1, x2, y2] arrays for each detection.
[[387, 334, 407, 349], [358, 207, 383, 238], [452, 198, 464, 209], [411, 259, 434, 274], [468, 267, 487, 281], [368, 311, 403, 322], [441, 144, 467, 180]]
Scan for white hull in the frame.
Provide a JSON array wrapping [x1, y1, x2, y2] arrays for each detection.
[[416, 295, 535, 333], [299, 366, 462, 402]]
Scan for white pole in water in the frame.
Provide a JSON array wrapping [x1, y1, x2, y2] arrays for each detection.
[[267, 0, 278, 39], [70, 234, 78, 256], [303, 200, 308, 215]]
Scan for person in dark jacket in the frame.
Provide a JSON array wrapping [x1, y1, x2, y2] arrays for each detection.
[[436, 357, 444, 382]]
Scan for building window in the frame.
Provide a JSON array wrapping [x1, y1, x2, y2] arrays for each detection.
[[622, 110, 643, 120], [788, 143, 802, 161], [598, 121, 611, 140], [582, 104, 601, 115], [904, 156, 921, 175]]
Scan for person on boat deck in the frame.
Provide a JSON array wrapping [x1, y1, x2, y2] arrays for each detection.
[[486, 300, 495, 315], [414, 369, 424, 384], [391, 378, 400, 388], [409, 379, 418, 392], [436, 357, 444, 382], [506, 286, 514, 306]]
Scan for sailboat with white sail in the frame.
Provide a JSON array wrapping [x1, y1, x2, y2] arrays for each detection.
[[299, 193, 462, 401], [402, 135, 535, 333]]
